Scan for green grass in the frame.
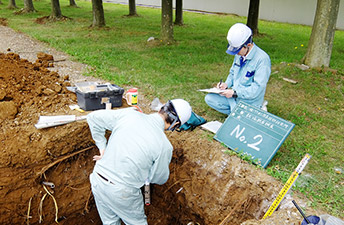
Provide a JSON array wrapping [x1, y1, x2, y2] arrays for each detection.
[[1, 0, 343, 218]]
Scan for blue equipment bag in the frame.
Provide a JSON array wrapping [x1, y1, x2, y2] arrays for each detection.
[[177, 111, 206, 132]]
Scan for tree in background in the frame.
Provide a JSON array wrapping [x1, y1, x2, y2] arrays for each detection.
[[246, 0, 260, 36], [91, 0, 105, 27], [0, 1, 3, 5], [161, 0, 173, 43], [303, 0, 340, 68], [22, 0, 36, 13], [7, 0, 17, 9], [69, 0, 78, 8], [128, 0, 138, 16], [174, 0, 183, 25], [50, 0, 63, 19]]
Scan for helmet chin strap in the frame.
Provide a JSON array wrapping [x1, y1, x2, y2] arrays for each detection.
[[166, 112, 179, 131], [244, 45, 250, 56], [241, 36, 253, 56]]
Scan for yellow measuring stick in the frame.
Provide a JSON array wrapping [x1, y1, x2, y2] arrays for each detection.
[[262, 153, 311, 219]]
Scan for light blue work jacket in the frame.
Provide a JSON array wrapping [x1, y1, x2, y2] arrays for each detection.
[[87, 108, 173, 189], [225, 44, 271, 110]]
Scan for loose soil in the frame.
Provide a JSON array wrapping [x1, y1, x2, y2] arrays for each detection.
[[0, 25, 320, 225]]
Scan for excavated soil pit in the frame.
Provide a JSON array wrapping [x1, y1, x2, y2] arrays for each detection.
[[0, 52, 309, 225]]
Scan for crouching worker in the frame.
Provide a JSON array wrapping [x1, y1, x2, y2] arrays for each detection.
[[205, 23, 271, 115], [87, 99, 192, 225]]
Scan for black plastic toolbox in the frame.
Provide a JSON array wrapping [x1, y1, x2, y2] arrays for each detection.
[[76, 84, 124, 111]]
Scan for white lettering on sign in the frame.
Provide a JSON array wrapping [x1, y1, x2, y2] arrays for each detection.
[[230, 124, 245, 138], [247, 135, 263, 151], [230, 125, 263, 151], [239, 102, 290, 130]]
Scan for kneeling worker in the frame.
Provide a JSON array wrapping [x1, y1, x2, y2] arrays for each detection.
[[205, 23, 271, 115], [87, 99, 192, 225]]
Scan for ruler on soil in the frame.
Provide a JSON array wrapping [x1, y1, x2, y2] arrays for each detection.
[[262, 153, 311, 219]]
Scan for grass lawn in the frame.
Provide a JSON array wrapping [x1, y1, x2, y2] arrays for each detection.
[[1, 0, 343, 218]]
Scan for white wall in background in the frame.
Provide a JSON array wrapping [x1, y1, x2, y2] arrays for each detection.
[[109, 0, 343, 30]]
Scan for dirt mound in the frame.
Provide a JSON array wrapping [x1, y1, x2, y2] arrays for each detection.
[[35, 16, 72, 24], [0, 18, 7, 26], [0, 52, 309, 224], [0, 52, 98, 224]]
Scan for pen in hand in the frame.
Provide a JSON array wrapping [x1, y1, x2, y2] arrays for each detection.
[[218, 79, 222, 89]]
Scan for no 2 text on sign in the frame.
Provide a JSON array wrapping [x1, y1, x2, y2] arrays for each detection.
[[214, 101, 295, 168]]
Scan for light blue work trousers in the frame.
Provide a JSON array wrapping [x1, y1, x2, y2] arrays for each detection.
[[205, 93, 233, 115], [90, 173, 147, 225]]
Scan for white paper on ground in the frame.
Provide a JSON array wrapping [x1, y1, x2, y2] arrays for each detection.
[[200, 121, 223, 133]]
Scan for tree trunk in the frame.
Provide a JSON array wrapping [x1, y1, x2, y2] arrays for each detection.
[[69, 0, 78, 7], [7, 0, 17, 9], [23, 0, 36, 12], [161, 0, 173, 43], [91, 0, 105, 27], [246, 0, 260, 36], [174, 0, 183, 25], [50, 0, 62, 19], [128, 0, 137, 16], [303, 0, 340, 68]]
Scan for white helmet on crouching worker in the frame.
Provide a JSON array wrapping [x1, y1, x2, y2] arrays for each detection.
[[161, 99, 192, 131], [226, 23, 253, 55]]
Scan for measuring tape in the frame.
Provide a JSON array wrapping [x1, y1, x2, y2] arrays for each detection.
[[262, 153, 311, 219]]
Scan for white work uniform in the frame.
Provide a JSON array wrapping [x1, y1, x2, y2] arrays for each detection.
[[205, 44, 271, 115], [87, 108, 173, 225]]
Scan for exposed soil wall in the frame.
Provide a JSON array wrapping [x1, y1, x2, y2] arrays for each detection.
[[0, 51, 311, 225], [0, 52, 98, 224]]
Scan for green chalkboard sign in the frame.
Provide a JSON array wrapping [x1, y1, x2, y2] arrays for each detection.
[[214, 101, 295, 168]]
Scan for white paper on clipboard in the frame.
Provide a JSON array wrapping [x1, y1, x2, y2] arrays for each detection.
[[198, 87, 225, 94]]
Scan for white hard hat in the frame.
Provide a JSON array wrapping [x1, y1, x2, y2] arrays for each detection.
[[226, 23, 252, 55], [170, 99, 192, 125]]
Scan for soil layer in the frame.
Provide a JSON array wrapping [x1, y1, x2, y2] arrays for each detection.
[[0, 50, 315, 224]]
